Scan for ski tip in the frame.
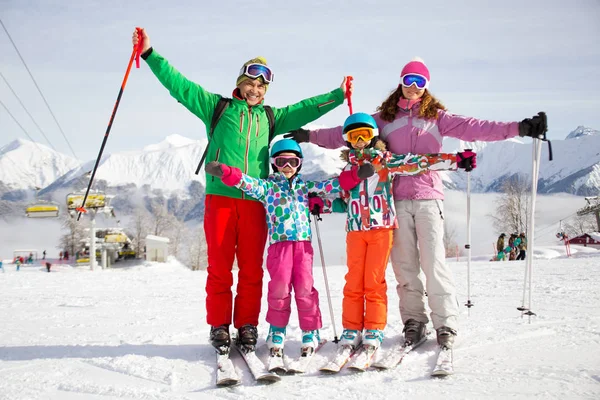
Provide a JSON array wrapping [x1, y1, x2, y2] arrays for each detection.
[[431, 369, 453, 378], [216, 378, 241, 387], [256, 374, 281, 384]]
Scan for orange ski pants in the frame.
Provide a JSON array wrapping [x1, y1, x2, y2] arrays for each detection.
[[204, 195, 267, 329], [342, 229, 393, 331]]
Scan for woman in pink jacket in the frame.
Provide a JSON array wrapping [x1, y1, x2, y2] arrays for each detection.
[[285, 57, 547, 350]]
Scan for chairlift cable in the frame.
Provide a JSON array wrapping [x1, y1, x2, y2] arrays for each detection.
[[0, 70, 57, 150], [0, 17, 78, 159]]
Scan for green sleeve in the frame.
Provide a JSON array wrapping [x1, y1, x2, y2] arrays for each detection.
[[331, 198, 348, 213], [144, 50, 220, 126], [270, 88, 345, 135]]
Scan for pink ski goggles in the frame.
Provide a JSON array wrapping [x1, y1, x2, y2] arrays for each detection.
[[271, 155, 302, 169]]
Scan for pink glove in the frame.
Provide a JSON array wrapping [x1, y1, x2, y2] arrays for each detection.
[[308, 196, 324, 215], [220, 164, 243, 186], [339, 165, 362, 190]]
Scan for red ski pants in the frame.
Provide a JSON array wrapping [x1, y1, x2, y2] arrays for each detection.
[[204, 195, 267, 329]]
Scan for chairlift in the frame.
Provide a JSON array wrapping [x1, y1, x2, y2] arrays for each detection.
[[25, 201, 60, 218], [66, 191, 111, 211], [25, 185, 59, 218]]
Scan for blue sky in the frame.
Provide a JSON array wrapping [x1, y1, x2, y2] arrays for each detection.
[[0, 0, 599, 161]]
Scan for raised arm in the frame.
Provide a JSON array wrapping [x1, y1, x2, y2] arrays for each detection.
[[134, 28, 220, 125]]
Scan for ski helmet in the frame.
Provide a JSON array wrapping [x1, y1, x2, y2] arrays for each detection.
[[343, 112, 377, 134], [270, 138, 303, 158], [270, 138, 303, 174]]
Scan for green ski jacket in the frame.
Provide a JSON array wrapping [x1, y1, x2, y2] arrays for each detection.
[[144, 50, 344, 199]]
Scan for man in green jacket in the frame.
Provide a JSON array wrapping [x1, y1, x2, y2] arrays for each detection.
[[133, 28, 350, 352]]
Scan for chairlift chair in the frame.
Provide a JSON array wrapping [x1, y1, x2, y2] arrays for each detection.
[[66, 191, 108, 211], [25, 201, 59, 218]]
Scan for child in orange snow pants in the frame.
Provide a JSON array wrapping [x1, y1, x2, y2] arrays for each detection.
[[332, 112, 460, 350], [343, 229, 393, 331]]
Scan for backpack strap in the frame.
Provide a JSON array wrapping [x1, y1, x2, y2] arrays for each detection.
[[194, 97, 231, 175], [264, 105, 276, 143], [209, 97, 232, 138]]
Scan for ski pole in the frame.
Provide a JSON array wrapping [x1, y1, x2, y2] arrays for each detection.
[[310, 201, 339, 343], [518, 113, 547, 320], [464, 149, 474, 314], [76, 28, 144, 221], [345, 76, 354, 115]]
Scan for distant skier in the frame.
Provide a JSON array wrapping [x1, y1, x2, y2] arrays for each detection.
[[42, 250, 46, 260], [516, 232, 527, 260], [497, 233, 507, 261]]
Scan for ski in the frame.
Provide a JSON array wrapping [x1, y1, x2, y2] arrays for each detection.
[[286, 339, 327, 374], [215, 349, 241, 387], [371, 334, 429, 370], [431, 346, 454, 377], [234, 342, 281, 383], [267, 347, 286, 375], [319, 344, 356, 374], [346, 344, 378, 372]]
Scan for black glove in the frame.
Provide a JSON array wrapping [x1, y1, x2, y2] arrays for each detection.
[[357, 163, 375, 179], [283, 128, 310, 143], [205, 161, 224, 177], [457, 150, 477, 172], [519, 112, 547, 140]]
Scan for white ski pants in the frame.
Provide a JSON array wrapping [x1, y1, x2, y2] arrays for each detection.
[[391, 199, 459, 331]]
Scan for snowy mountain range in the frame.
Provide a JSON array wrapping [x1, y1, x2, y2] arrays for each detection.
[[1, 126, 599, 220]]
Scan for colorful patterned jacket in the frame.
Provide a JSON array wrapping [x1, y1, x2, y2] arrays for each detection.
[[337, 149, 457, 231], [233, 172, 342, 245]]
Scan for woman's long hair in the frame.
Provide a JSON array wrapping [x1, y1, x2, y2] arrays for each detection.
[[376, 86, 447, 122]]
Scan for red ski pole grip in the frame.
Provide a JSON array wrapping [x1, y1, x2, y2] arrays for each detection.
[[134, 27, 144, 68], [346, 76, 354, 115]]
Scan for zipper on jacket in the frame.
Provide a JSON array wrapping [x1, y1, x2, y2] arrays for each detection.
[[242, 108, 254, 200]]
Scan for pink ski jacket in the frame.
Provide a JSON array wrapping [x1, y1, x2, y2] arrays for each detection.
[[309, 104, 519, 200]]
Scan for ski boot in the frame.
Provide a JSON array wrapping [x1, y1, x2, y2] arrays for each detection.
[[300, 329, 320, 356], [236, 324, 258, 352], [210, 325, 231, 355], [403, 319, 426, 346], [362, 329, 384, 350], [339, 329, 362, 349], [266, 325, 286, 357], [436, 326, 457, 349]]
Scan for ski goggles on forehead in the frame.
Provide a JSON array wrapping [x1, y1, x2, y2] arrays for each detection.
[[400, 73, 429, 89], [240, 63, 274, 84], [343, 127, 375, 144], [271, 155, 302, 169]]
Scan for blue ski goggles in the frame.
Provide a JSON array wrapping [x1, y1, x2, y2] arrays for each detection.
[[239, 63, 274, 84], [401, 73, 428, 89]]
